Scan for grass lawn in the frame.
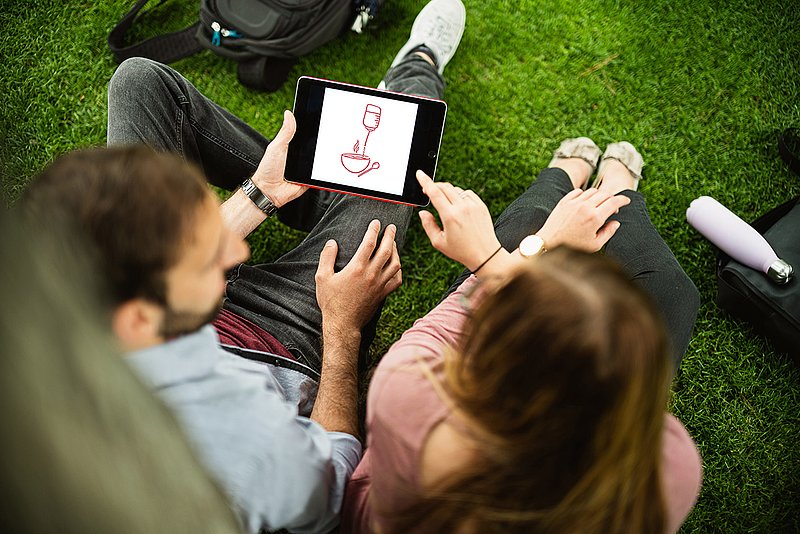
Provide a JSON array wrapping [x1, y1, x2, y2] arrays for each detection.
[[2, 0, 799, 531]]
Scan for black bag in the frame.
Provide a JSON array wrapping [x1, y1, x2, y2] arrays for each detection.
[[716, 129, 800, 362], [716, 196, 800, 362], [108, 0, 382, 92], [717, 160, 800, 365]]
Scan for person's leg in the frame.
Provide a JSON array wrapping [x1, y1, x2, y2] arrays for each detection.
[[226, 1, 463, 371], [597, 158, 700, 367], [107, 56, 332, 230], [107, 57, 267, 191], [380, 52, 445, 97], [224, 193, 414, 370], [604, 192, 699, 367]]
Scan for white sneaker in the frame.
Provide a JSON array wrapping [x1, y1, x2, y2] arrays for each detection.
[[389, 0, 466, 75]]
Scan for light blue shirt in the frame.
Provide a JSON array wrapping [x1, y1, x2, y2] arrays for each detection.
[[127, 326, 362, 534]]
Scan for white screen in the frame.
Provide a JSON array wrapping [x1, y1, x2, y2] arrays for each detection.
[[310, 87, 419, 196]]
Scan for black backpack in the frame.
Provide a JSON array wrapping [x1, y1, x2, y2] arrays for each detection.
[[108, 0, 382, 92]]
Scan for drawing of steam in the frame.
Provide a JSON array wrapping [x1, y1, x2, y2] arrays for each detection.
[[341, 104, 381, 177]]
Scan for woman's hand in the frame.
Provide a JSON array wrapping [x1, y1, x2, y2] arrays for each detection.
[[416, 171, 503, 272], [537, 188, 630, 252]]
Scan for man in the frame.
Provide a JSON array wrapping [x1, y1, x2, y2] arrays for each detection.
[[1, 204, 241, 534], [22, 0, 466, 532]]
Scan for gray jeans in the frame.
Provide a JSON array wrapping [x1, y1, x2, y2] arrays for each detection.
[[107, 56, 445, 372]]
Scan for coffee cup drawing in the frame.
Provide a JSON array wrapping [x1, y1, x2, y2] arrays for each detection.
[[341, 153, 371, 173], [341, 103, 382, 178]]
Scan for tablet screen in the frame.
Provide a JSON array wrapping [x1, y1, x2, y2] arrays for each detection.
[[286, 77, 447, 206], [312, 88, 418, 196]]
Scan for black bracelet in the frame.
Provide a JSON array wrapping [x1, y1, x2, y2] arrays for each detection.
[[473, 245, 504, 274]]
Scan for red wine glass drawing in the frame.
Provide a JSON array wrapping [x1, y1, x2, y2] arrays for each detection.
[[341, 104, 381, 177]]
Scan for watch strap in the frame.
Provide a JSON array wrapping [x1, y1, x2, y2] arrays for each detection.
[[240, 177, 278, 217]]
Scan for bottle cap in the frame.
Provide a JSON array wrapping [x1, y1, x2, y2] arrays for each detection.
[[767, 259, 793, 285]]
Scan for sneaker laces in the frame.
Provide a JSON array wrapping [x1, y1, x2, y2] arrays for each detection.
[[416, 16, 458, 54]]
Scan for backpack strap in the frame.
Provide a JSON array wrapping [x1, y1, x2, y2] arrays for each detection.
[[108, 0, 203, 64], [237, 56, 297, 92]]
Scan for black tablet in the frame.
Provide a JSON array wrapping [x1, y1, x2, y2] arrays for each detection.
[[286, 76, 447, 206]]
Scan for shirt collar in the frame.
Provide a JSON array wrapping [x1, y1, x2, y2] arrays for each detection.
[[126, 325, 222, 390]]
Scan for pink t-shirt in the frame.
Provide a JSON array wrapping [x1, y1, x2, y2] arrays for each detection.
[[342, 276, 702, 533]]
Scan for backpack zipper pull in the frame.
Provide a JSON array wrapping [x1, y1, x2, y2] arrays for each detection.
[[211, 21, 242, 46], [211, 21, 222, 46], [351, 6, 370, 34]]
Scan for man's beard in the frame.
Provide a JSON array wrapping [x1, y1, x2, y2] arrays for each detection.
[[158, 298, 223, 339]]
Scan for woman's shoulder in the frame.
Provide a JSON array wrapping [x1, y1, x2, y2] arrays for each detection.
[[368, 345, 450, 442], [661, 414, 703, 533]]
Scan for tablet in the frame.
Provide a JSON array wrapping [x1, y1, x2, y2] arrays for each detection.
[[285, 76, 447, 206]]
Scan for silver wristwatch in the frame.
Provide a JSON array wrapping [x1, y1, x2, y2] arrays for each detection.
[[241, 177, 278, 217]]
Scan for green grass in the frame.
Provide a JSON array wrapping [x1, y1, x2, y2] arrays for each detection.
[[2, 0, 799, 531]]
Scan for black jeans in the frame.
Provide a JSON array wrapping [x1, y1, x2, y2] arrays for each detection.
[[441, 168, 700, 367]]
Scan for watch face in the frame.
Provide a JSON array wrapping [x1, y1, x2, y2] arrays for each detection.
[[520, 235, 544, 258]]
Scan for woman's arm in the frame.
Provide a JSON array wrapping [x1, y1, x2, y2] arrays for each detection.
[[414, 171, 630, 279]]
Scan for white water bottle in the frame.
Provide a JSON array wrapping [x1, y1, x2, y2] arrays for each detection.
[[686, 196, 793, 284]]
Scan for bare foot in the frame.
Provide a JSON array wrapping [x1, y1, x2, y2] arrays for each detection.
[[550, 158, 594, 189], [595, 159, 637, 194]]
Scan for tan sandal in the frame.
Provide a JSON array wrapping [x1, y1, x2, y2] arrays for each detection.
[[548, 137, 602, 177], [591, 141, 644, 191]]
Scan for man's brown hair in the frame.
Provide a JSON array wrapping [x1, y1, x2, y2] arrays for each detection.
[[21, 145, 210, 306]]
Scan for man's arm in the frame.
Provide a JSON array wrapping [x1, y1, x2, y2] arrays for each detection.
[[312, 329, 361, 436], [311, 220, 402, 437], [219, 111, 308, 239]]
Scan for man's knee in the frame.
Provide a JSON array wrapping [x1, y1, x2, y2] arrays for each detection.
[[107, 58, 178, 146], [108, 58, 168, 106]]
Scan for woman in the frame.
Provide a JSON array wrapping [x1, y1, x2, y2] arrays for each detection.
[[342, 139, 702, 533]]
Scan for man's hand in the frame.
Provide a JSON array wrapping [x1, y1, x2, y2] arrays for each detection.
[[311, 220, 401, 438], [416, 170, 503, 272], [536, 188, 630, 252], [251, 110, 307, 207], [315, 220, 402, 336], [220, 111, 306, 238]]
